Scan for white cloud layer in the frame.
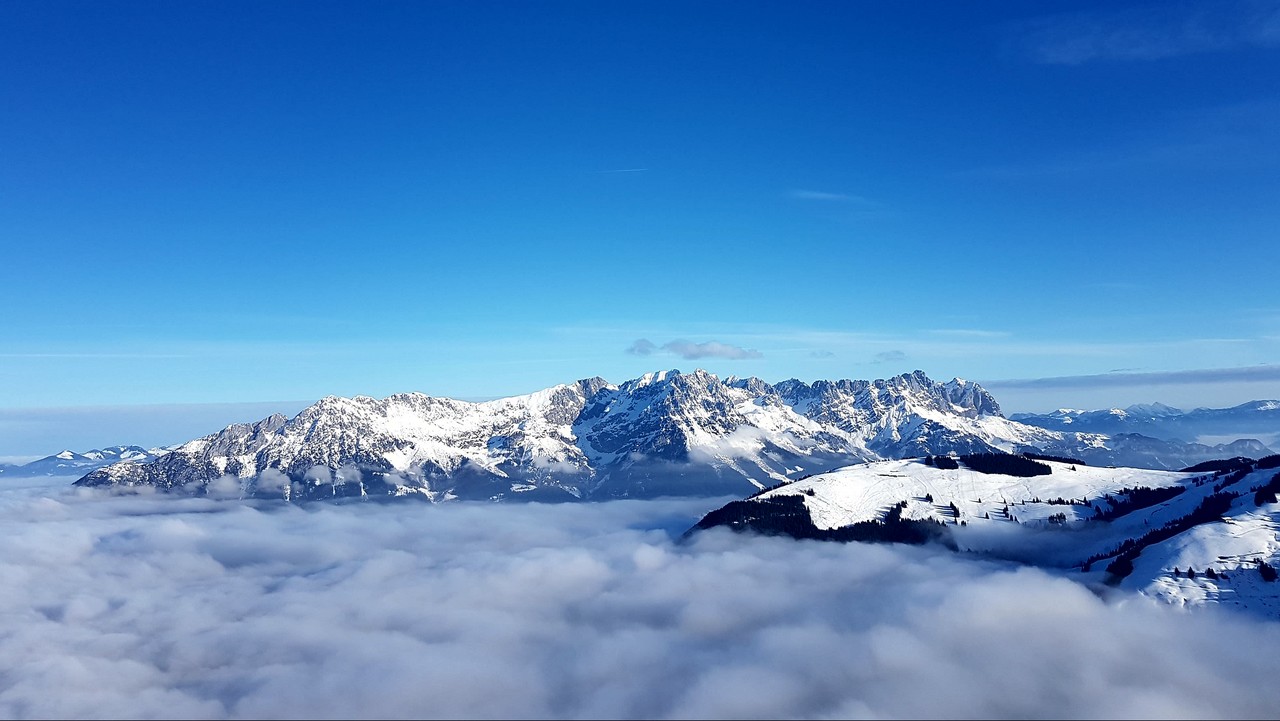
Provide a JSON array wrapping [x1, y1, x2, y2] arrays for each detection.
[[985, 363, 1280, 390], [627, 338, 763, 360], [3, 477, 1280, 719]]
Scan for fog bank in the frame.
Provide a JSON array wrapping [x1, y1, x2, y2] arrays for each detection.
[[1, 479, 1278, 719]]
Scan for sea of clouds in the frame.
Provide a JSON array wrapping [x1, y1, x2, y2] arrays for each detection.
[[3, 476, 1280, 719]]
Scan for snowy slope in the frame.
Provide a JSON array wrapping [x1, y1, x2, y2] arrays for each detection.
[[752, 458, 1184, 532], [695, 455, 1280, 617]]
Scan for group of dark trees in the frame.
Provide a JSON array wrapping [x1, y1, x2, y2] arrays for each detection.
[[1260, 561, 1278, 582], [1169, 562, 1280, 583], [1021, 451, 1086, 466], [924, 451, 1058, 478], [1197, 460, 1280, 506], [1091, 485, 1188, 521], [958, 453, 1052, 477], [1181, 457, 1257, 473], [1187, 462, 1257, 491], [1075, 457, 1280, 584], [1084, 489, 1240, 579], [1252, 471, 1280, 507], [746, 478, 801, 499], [922, 455, 960, 469], [690, 494, 955, 548], [1213, 468, 1253, 492], [690, 495, 813, 539], [1172, 566, 1227, 580]]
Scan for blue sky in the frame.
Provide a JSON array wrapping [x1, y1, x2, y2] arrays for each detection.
[[2, 0, 1279, 452]]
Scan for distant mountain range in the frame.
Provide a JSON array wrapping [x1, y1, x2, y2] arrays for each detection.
[[690, 454, 1280, 617], [1012, 400, 1280, 444], [73, 370, 1278, 499], [0, 445, 165, 478]]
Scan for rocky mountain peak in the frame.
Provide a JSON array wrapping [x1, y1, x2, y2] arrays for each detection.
[[72, 370, 1270, 502]]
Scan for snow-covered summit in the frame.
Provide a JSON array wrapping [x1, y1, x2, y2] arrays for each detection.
[[0, 445, 167, 478]]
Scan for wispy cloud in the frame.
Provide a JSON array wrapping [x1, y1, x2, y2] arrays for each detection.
[[664, 340, 763, 360], [1018, 1, 1280, 65], [985, 364, 1280, 390], [789, 189, 879, 206], [810, 350, 837, 359], [872, 350, 907, 364], [626, 338, 762, 360], [626, 339, 659, 356], [926, 329, 1011, 339], [596, 323, 1275, 364]]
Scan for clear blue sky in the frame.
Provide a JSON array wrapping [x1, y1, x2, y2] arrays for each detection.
[[2, 0, 1279, 451]]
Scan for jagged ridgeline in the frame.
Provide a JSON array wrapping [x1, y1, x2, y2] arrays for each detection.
[[74, 369, 1275, 502]]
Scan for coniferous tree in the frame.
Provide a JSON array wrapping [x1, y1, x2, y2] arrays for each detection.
[[1260, 561, 1278, 582], [1105, 556, 1134, 577]]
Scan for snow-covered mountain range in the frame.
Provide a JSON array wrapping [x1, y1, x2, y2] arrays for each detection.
[[690, 454, 1280, 617], [0, 445, 165, 478], [1013, 400, 1280, 446], [73, 370, 1276, 500]]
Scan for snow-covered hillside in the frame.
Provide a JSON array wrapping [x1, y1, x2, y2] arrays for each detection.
[[73, 369, 1274, 501], [692, 454, 1280, 616]]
